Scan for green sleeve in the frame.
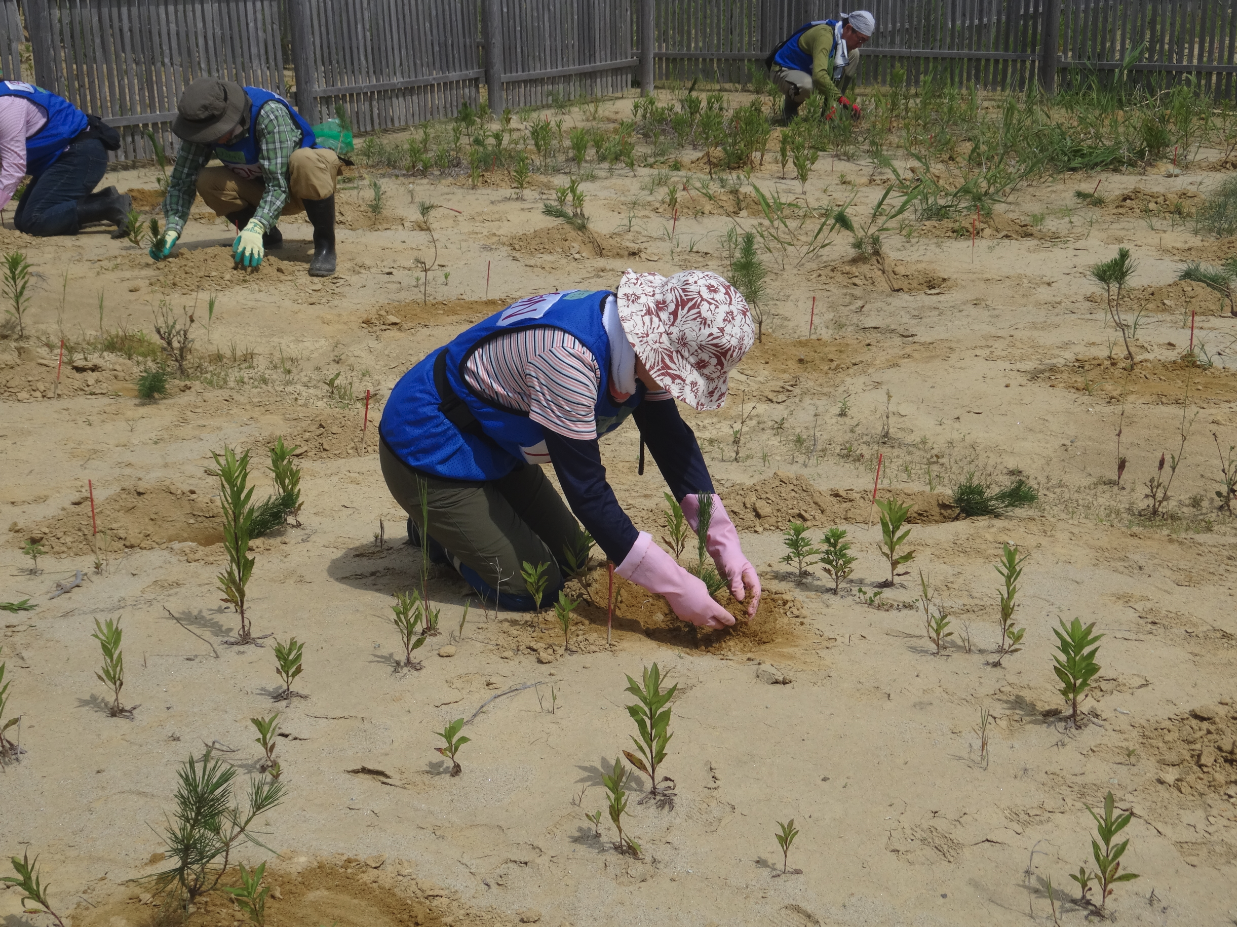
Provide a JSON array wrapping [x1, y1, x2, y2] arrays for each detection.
[[162, 141, 212, 236], [800, 25, 840, 108]]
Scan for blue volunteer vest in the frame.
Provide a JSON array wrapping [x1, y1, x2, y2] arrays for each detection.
[[772, 20, 839, 73], [214, 86, 316, 179], [380, 289, 644, 482], [0, 81, 89, 176]]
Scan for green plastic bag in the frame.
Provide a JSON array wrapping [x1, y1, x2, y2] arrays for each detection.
[[312, 118, 354, 156]]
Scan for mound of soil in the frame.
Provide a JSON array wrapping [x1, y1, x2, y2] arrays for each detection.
[[0, 343, 131, 401], [258, 407, 381, 460], [722, 471, 958, 532], [827, 255, 951, 292], [155, 245, 300, 291], [1092, 279, 1232, 317], [1104, 186, 1202, 217], [363, 297, 506, 331], [1036, 356, 1237, 403], [124, 187, 166, 211], [507, 224, 642, 259], [920, 209, 1052, 241], [679, 187, 765, 218], [19, 480, 222, 556], [1167, 236, 1237, 264], [1138, 704, 1237, 799]]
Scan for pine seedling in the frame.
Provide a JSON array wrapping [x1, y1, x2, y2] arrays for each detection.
[[391, 591, 426, 670], [2, 251, 33, 339], [367, 178, 384, 216], [251, 714, 281, 778], [522, 560, 550, 612], [272, 637, 304, 701], [729, 230, 767, 341], [602, 756, 640, 856], [434, 718, 470, 776], [213, 447, 258, 644], [774, 819, 800, 874], [1084, 791, 1139, 911], [875, 497, 915, 586], [973, 706, 990, 769], [91, 616, 130, 717], [1090, 247, 1137, 366], [269, 437, 302, 526], [22, 539, 44, 574], [818, 527, 857, 594], [0, 646, 17, 761], [779, 522, 819, 582], [992, 542, 1027, 667], [1053, 618, 1103, 727], [553, 591, 578, 651], [687, 493, 725, 596], [221, 861, 269, 927], [124, 207, 147, 246], [623, 663, 676, 796], [2, 852, 67, 927], [137, 367, 169, 400], [1179, 260, 1236, 315], [662, 492, 691, 561], [561, 531, 595, 581]]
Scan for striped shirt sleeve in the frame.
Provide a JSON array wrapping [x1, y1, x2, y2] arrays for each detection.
[[463, 327, 601, 440]]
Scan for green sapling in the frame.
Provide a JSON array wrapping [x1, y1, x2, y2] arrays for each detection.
[[273, 637, 304, 700], [688, 493, 725, 596], [1084, 791, 1139, 912], [1053, 618, 1103, 727], [553, 591, 578, 651], [818, 527, 857, 594], [927, 604, 952, 656], [585, 809, 603, 837], [2, 250, 34, 339], [522, 560, 550, 612], [435, 718, 470, 776], [993, 542, 1027, 667], [623, 663, 676, 796], [251, 713, 281, 778], [392, 590, 427, 670], [222, 861, 269, 927], [602, 756, 640, 856], [213, 447, 258, 644], [774, 819, 800, 874], [562, 531, 595, 580], [91, 616, 131, 717], [2, 852, 67, 927], [22, 539, 43, 575], [876, 497, 915, 585], [662, 492, 691, 561], [779, 522, 819, 582], [137, 367, 169, 400], [0, 645, 17, 761]]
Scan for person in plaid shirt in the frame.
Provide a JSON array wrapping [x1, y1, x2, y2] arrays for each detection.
[[150, 78, 341, 276]]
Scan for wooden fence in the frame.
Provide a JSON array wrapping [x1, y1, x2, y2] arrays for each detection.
[[0, 0, 21, 82]]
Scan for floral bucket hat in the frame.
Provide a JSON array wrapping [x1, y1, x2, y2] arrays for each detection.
[[616, 269, 755, 411]]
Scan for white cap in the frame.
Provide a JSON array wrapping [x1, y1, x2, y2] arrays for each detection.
[[846, 10, 875, 36]]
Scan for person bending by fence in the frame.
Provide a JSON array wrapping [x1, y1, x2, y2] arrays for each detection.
[[379, 270, 762, 629], [766, 10, 874, 124], [150, 78, 341, 277], [0, 80, 129, 237]]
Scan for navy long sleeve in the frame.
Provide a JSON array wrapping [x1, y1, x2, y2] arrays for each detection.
[[632, 399, 714, 501]]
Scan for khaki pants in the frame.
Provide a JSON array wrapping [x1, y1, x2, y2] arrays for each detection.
[[770, 50, 862, 105], [196, 147, 342, 220]]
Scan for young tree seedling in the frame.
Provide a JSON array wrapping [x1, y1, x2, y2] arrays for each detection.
[[1215, 432, 1237, 514], [585, 809, 603, 837], [251, 713, 281, 778], [553, 591, 578, 651], [1083, 791, 1139, 912], [221, 860, 270, 927], [2, 250, 34, 339], [729, 230, 767, 341], [780, 522, 819, 582], [687, 494, 725, 596], [22, 539, 44, 575], [0, 646, 17, 762], [1053, 618, 1103, 728], [1069, 866, 1094, 906], [561, 531, 595, 581], [521, 560, 550, 613], [391, 590, 427, 670], [818, 527, 857, 594], [1090, 247, 1137, 367], [875, 497, 915, 586], [213, 447, 258, 644], [153, 299, 196, 377], [2, 851, 67, 927], [624, 663, 676, 798], [137, 367, 169, 400], [992, 542, 1027, 667], [250, 437, 303, 535], [927, 603, 953, 656], [662, 493, 691, 562], [973, 706, 990, 769], [273, 637, 304, 700], [602, 756, 640, 857], [435, 718, 470, 776], [774, 819, 800, 874], [91, 616, 133, 717]]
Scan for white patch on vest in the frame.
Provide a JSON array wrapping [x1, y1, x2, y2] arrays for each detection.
[[521, 441, 551, 464], [3, 81, 35, 93], [497, 291, 570, 326]]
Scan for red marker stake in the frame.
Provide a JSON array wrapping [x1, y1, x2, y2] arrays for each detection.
[[867, 452, 884, 528], [54, 338, 63, 398], [1093, 177, 1102, 197], [672, 206, 678, 239], [606, 562, 615, 646], [808, 295, 816, 338], [362, 389, 371, 447], [1190, 309, 1196, 353], [486, 260, 491, 299], [88, 479, 97, 536], [1173, 145, 1178, 166]]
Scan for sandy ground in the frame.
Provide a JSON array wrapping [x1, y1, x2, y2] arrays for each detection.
[[2, 91, 1237, 927]]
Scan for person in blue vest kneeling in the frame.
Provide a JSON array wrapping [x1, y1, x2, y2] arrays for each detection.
[[0, 80, 130, 236], [150, 78, 341, 276], [766, 11, 874, 124], [379, 270, 762, 629]]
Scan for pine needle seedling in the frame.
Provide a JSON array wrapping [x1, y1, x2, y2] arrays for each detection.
[[1178, 260, 1236, 316], [1084, 791, 1139, 912], [687, 493, 726, 596], [213, 447, 258, 644], [522, 560, 550, 613], [250, 438, 303, 536], [553, 591, 578, 651], [221, 861, 269, 927], [602, 756, 640, 856], [973, 706, 990, 769], [561, 531, 595, 581], [779, 521, 819, 582], [774, 819, 800, 874], [22, 539, 44, 574], [124, 207, 148, 246], [1053, 618, 1103, 727], [992, 542, 1027, 667], [662, 493, 691, 561], [2, 851, 67, 927], [623, 662, 676, 798], [150, 749, 286, 906], [251, 714, 281, 778], [819, 527, 857, 594], [729, 230, 767, 341], [367, 178, 384, 216], [273, 637, 304, 700], [952, 473, 1039, 517], [0, 646, 17, 762], [1214, 432, 1237, 514], [391, 591, 427, 670], [137, 367, 168, 400], [876, 497, 915, 586], [1, 250, 33, 339], [1090, 247, 1138, 366], [434, 718, 470, 776], [91, 616, 131, 717]]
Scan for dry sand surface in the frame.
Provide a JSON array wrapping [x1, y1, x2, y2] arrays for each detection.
[[2, 92, 1237, 927]]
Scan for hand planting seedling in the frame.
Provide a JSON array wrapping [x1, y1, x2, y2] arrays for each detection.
[[687, 494, 726, 596], [522, 560, 549, 613], [624, 663, 676, 799], [876, 497, 915, 586], [602, 756, 640, 857], [2, 250, 34, 339], [2, 851, 67, 927], [553, 591, 578, 651], [818, 528, 857, 595], [222, 861, 269, 927], [251, 714, 281, 778], [1081, 791, 1139, 912], [391, 591, 427, 670], [273, 637, 305, 700], [561, 531, 594, 580], [213, 447, 259, 644], [774, 819, 801, 875], [953, 472, 1038, 517], [434, 718, 470, 776], [779, 522, 819, 582], [91, 616, 133, 717], [992, 542, 1027, 667], [1053, 618, 1103, 728], [1090, 247, 1138, 366], [22, 539, 44, 575], [151, 749, 286, 906], [662, 493, 691, 562]]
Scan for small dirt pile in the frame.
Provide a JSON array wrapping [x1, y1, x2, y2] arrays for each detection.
[[1104, 186, 1201, 217], [1139, 704, 1237, 799], [156, 245, 298, 291], [827, 256, 951, 292], [1037, 356, 1237, 403], [723, 472, 957, 532], [920, 209, 1052, 241], [680, 187, 765, 218], [125, 187, 166, 210], [506, 224, 642, 259], [362, 297, 506, 331], [1167, 236, 1237, 264], [1092, 279, 1231, 317], [258, 407, 381, 460], [0, 343, 128, 401]]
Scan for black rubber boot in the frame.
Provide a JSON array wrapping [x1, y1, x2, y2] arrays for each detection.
[[303, 195, 337, 277], [225, 207, 281, 249], [77, 192, 131, 234], [85, 185, 119, 203], [783, 95, 801, 125]]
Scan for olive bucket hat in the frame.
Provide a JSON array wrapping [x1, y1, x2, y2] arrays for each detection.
[[171, 78, 249, 144]]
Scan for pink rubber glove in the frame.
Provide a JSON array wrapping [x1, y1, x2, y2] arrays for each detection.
[[616, 533, 735, 629], [680, 493, 762, 618]]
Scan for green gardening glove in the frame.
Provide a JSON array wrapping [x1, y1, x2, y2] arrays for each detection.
[[148, 229, 179, 261], [233, 218, 265, 269]]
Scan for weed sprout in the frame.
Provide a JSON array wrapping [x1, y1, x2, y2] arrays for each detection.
[[973, 707, 990, 769], [1053, 618, 1103, 727], [779, 522, 819, 582], [602, 756, 640, 856], [273, 637, 304, 700], [774, 819, 800, 874], [875, 497, 915, 586], [0, 646, 18, 762], [435, 718, 470, 776], [91, 617, 131, 717], [1214, 432, 1237, 514], [2, 852, 67, 927], [623, 663, 676, 798], [992, 543, 1027, 667], [222, 861, 270, 927]]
